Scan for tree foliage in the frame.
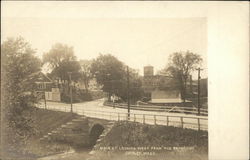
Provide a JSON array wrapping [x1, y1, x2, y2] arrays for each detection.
[[1, 37, 41, 153], [43, 43, 75, 69], [43, 43, 81, 83], [90, 54, 143, 102], [90, 54, 126, 96], [165, 51, 202, 102]]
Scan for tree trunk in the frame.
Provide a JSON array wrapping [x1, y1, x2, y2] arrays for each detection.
[[183, 78, 187, 103], [84, 80, 89, 93]]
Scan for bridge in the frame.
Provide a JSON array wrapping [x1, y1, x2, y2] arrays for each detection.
[[36, 99, 208, 131], [39, 115, 115, 147]]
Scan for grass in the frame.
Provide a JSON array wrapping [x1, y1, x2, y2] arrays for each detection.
[[101, 121, 207, 148], [3, 107, 79, 159], [93, 121, 208, 160], [31, 107, 78, 138]]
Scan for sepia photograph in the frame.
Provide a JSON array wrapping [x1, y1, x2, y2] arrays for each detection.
[[1, 1, 248, 160]]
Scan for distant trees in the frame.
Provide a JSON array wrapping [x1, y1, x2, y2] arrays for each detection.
[[79, 59, 93, 92], [1, 37, 41, 152], [164, 51, 202, 102]]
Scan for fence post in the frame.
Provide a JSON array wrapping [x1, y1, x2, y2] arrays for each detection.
[[198, 118, 200, 131], [154, 115, 156, 125], [166, 116, 169, 126], [180, 117, 183, 128], [143, 114, 145, 124], [134, 114, 136, 122], [118, 113, 120, 121]]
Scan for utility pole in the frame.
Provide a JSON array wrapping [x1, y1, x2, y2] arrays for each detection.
[[44, 82, 47, 109], [190, 75, 193, 96], [68, 72, 73, 113], [197, 68, 203, 116], [127, 66, 130, 120]]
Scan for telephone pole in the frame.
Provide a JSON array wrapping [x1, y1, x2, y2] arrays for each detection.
[[197, 68, 203, 116], [68, 72, 73, 113], [127, 66, 130, 120]]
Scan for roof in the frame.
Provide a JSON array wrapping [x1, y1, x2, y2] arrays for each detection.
[[150, 98, 191, 103], [32, 71, 53, 83], [150, 98, 182, 103]]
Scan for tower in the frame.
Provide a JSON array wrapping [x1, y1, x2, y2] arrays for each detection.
[[144, 65, 154, 77]]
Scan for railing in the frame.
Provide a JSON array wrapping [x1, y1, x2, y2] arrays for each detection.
[[104, 102, 208, 116], [36, 103, 208, 131]]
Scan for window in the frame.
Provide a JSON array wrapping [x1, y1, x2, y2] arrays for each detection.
[[38, 83, 46, 89]]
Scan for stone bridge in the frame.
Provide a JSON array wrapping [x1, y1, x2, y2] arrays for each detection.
[[40, 115, 114, 147]]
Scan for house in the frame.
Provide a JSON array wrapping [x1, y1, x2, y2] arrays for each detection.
[[151, 89, 182, 103], [35, 72, 61, 102]]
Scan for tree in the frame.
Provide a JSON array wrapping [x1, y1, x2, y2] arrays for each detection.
[[91, 54, 143, 103], [165, 51, 202, 102], [1, 37, 41, 154], [90, 54, 126, 100], [125, 69, 144, 103], [43, 43, 75, 69], [51, 60, 81, 82], [79, 59, 93, 92], [43, 43, 80, 83]]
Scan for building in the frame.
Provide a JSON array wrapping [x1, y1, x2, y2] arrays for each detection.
[[151, 89, 182, 105], [144, 65, 154, 77], [35, 72, 61, 102], [142, 66, 190, 106]]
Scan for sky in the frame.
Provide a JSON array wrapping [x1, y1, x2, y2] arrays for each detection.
[[1, 2, 207, 77]]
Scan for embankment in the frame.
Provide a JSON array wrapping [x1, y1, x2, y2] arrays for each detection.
[[92, 121, 208, 160]]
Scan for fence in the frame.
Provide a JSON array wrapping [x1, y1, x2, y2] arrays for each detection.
[[104, 102, 208, 116], [36, 103, 208, 131]]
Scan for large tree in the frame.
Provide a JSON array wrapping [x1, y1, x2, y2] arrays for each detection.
[[1, 37, 41, 155], [165, 51, 202, 102], [43, 43, 81, 87], [90, 54, 126, 99], [90, 54, 143, 103], [43, 43, 76, 69]]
